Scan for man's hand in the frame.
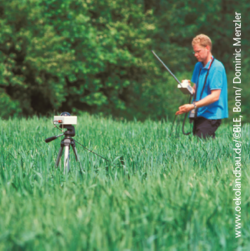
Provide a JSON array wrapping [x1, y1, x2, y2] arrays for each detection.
[[175, 104, 194, 115], [181, 80, 196, 94], [175, 90, 221, 115]]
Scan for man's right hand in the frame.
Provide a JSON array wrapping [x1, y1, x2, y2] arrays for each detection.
[[182, 80, 195, 94]]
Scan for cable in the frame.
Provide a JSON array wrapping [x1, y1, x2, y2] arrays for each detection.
[[182, 95, 192, 135], [170, 95, 193, 136], [73, 139, 110, 162]]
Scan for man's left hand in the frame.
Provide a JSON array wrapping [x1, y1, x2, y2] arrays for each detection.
[[175, 104, 194, 115]]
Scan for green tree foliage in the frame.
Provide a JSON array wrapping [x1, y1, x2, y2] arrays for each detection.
[[0, 0, 249, 121]]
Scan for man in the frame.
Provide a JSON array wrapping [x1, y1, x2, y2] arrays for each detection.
[[176, 34, 228, 138]]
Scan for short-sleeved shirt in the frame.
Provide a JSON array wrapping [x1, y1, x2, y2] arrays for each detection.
[[191, 58, 228, 119]]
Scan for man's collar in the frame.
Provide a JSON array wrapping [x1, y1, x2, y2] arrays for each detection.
[[202, 56, 214, 69]]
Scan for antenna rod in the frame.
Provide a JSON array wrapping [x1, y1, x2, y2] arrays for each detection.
[[151, 50, 183, 87]]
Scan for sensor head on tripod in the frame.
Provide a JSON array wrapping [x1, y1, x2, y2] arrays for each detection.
[[54, 112, 77, 125]]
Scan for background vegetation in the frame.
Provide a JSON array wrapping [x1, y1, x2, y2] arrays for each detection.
[[0, 0, 249, 121], [0, 115, 249, 250]]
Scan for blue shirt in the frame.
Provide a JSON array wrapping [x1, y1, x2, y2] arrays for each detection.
[[191, 58, 228, 119]]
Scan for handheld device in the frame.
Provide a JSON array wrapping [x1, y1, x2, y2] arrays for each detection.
[[177, 80, 194, 95]]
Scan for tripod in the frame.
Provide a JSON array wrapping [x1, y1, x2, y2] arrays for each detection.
[[45, 125, 79, 173]]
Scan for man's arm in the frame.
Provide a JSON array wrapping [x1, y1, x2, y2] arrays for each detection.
[[175, 89, 221, 115], [192, 84, 196, 94]]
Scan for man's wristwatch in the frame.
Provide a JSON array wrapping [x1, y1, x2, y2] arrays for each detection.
[[193, 102, 197, 109]]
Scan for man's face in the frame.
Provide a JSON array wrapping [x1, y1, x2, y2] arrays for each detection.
[[192, 44, 209, 63]]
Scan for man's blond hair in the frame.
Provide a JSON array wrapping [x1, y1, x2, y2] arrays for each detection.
[[192, 34, 212, 51]]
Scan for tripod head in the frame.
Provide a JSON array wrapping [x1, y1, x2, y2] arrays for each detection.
[[45, 124, 75, 143], [60, 124, 75, 137]]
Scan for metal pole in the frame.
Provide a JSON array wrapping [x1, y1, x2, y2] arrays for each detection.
[[151, 50, 183, 87], [63, 138, 71, 173], [64, 145, 70, 173]]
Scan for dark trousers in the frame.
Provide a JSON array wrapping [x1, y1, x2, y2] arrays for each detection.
[[193, 117, 221, 139]]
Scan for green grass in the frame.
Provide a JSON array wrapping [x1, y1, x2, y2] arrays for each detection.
[[0, 115, 249, 251]]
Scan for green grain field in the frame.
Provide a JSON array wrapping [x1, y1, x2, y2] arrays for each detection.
[[0, 115, 249, 251]]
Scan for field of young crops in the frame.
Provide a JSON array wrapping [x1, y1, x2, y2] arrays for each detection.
[[0, 115, 249, 251]]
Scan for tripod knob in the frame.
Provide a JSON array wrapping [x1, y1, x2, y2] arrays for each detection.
[[45, 136, 58, 143]]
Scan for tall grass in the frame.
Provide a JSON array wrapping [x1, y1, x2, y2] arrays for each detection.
[[0, 115, 249, 251]]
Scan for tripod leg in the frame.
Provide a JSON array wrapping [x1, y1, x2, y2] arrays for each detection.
[[71, 139, 84, 173], [55, 146, 64, 167], [71, 140, 79, 161], [64, 145, 70, 173]]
